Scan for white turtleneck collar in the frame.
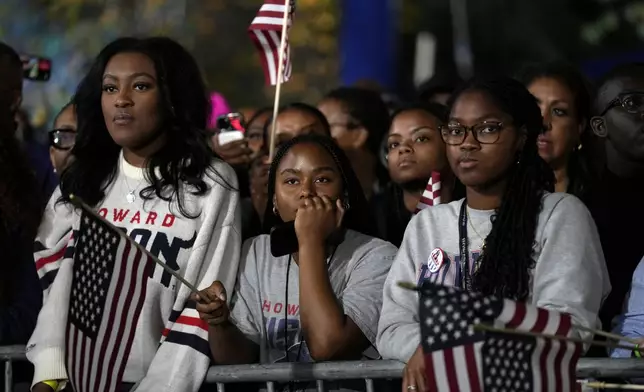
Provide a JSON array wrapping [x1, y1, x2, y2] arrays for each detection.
[[119, 150, 146, 180]]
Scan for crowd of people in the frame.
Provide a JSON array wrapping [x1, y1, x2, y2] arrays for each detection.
[[0, 33, 643, 392]]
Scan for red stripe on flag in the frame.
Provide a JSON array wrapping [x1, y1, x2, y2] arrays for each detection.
[[248, 1, 294, 85], [256, 11, 285, 19], [111, 248, 145, 392], [539, 338, 553, 391], [531, 308, 549, 333], [78, 334, 86, 392], [424, 353, 439, 391], [93, 242, 131, 392], [554, 315, 572, 392], [465, 344, 482, 392], [506, 301, 527, 329], [443, 348, 459, 391]]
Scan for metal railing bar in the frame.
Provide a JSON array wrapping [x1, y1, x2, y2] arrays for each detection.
[[4, 361, 12, 392], [576, 358, 644, 378], [0, 346, 26, 361], [365, 378, 375, 392], [205, 360, 404, 383], [205, 359, 644, 383], [316, 379, 325, 392]]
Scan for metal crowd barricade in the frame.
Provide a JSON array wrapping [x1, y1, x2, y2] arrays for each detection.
[[0, 345, 26, 392], [205, 360, 404, 392], [3, 345, 644, 392], [204, 358, 644, 392]]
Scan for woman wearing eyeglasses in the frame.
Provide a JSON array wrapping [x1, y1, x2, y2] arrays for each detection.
[[376, 77, 610, 392], [48, 102, 76, 174]]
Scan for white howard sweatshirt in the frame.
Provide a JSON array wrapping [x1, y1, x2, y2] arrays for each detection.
[[27, 152, 242, 391]]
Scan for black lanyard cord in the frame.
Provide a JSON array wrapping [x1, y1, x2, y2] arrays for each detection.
[[458, 200, 473, 291]]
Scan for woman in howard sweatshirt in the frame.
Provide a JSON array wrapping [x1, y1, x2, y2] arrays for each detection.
[[194, 134, 396, 391], [376, 77, 610, 392], [29, 37, 241, 392]]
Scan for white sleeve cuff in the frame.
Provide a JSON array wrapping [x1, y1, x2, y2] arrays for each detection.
[[30, 347, 68, 388]]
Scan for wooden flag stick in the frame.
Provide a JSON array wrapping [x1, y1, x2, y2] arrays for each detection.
[[69, 194, 199, 294], [578, 381, 644, 390], [267, 0, 292, 162], [397, 281, 419, 291], [572, 324, 641, 346], [473, 323, 641, 353]]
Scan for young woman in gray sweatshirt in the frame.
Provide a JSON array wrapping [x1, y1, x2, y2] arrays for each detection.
[[376, 77, 610, 392]]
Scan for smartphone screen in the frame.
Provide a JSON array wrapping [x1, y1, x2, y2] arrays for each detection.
[[216, 113, 245, 133], [21, 55, 51, 81]]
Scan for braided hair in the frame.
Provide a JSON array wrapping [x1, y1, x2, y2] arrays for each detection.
[[262, 134, 374, 237], [450, 77, 555, 300], [517, 62, 597, 199]]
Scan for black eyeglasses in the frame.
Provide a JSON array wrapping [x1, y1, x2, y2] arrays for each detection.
[[48, 128, 76, 150], [439, 121, 504, 146], [600, 91, 644, 116]]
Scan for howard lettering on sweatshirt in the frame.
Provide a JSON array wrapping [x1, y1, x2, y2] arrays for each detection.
[[98, 207, 177, 228], [417, 250, 481, 287], [98, 208, 197, 288], [261, 299, 312, 362], [36, 207, 197, 292]]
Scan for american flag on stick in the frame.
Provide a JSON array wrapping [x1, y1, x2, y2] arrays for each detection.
[[419, 282, 582, 392], [65, 209, 155, 392], [248, 0, 295, 86], [415, 171, 441, 213]]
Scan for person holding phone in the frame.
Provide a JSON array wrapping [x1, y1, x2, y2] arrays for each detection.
[[194, 135, 396, 385]]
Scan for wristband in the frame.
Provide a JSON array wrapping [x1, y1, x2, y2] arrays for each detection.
[[635, 343, 642, 358]]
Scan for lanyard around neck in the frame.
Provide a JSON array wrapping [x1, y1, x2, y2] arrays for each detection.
[[458, 201, 473, 291]]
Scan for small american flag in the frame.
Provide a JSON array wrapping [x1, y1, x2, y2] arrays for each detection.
[[419, 282, 582, 392], [415, 171, 441, 213], [248, 0, 295, 85], [65, 211, 154, 392]]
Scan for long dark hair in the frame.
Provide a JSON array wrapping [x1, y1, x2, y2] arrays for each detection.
[[60, 37, 226, 218], [451, 77, 555, 301], [517, 62, 596, 199], [263, 134, 374, 237]]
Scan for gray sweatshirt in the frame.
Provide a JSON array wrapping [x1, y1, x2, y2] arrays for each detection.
[[376, 193, 611, 363], [230, 229, 397, 364]]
